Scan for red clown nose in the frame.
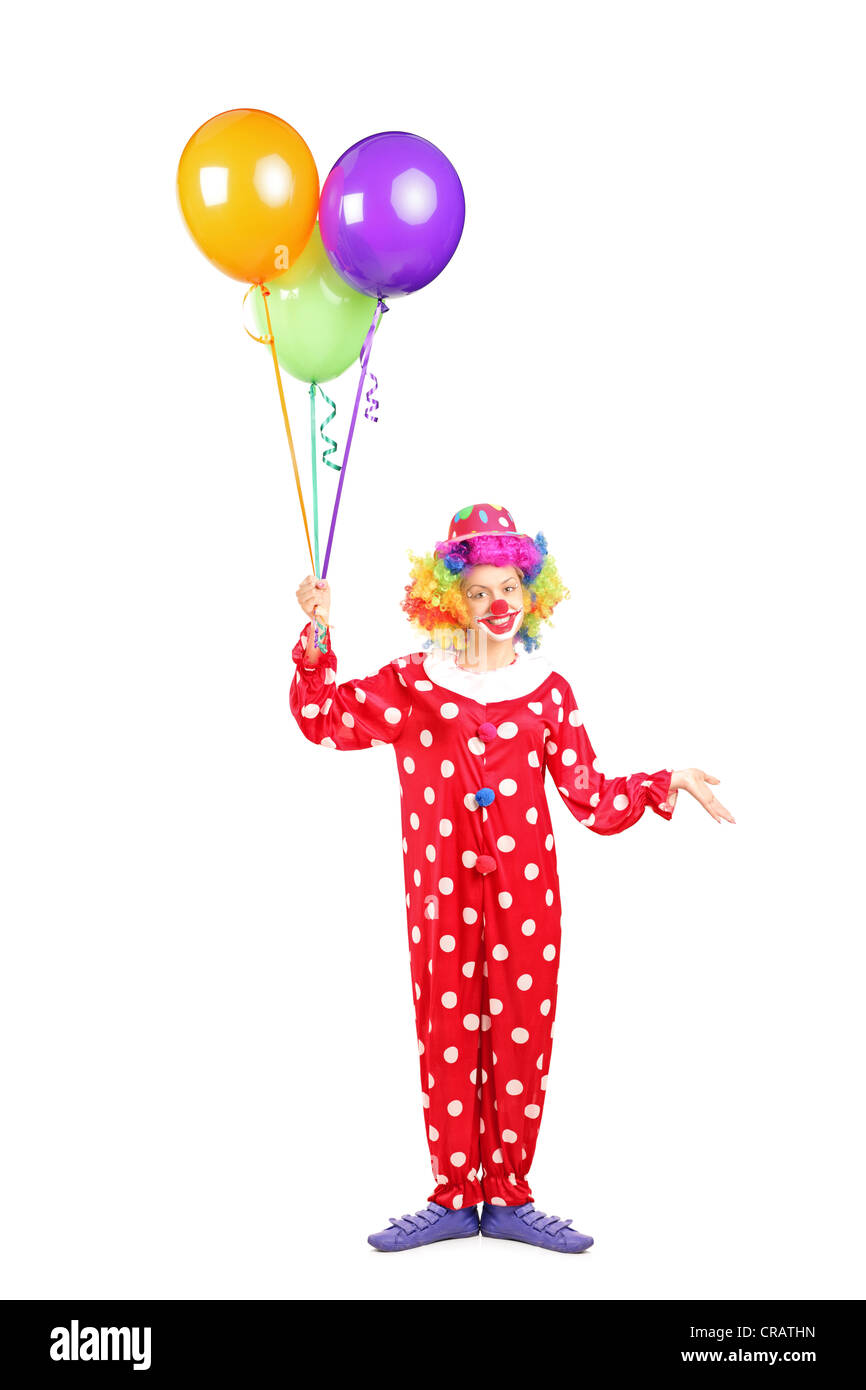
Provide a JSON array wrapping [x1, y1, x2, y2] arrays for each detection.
[[490, 599, 509, 615]]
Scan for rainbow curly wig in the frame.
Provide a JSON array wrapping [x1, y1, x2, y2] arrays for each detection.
[[401, 508, 570, 653]]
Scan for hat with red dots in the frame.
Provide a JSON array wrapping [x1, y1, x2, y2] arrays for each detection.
[[440, 502, 531, 545]]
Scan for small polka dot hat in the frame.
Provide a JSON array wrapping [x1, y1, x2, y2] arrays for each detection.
[[440, 503, 531, 546]]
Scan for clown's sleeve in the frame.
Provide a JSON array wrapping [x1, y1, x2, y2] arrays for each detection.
[[544, 676, 674, 834], [290, 620, 413, 750]]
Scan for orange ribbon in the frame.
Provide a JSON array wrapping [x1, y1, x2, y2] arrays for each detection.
[[244, 284, 317, 578]]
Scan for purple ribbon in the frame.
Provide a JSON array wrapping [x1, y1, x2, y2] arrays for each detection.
[[321, 298, 388, 579]]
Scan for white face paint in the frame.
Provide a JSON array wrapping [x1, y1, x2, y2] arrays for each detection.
[[477, 607, 523, 641]]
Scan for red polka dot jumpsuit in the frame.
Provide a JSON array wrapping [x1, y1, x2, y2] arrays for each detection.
[[291, 620, 674, 1210]]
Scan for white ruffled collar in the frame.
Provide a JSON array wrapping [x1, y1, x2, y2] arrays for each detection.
[[421, 646, 553, 703]]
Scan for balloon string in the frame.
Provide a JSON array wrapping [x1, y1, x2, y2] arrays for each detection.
[[320, 299, 388, 579], [309, 383, 320, 576], [253, 284, 317, 577], [318, 386, 339, 470]]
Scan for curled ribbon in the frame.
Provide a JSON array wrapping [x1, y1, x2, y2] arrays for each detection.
[[364, 369, 380, 422], [318, 386, 339, 470]]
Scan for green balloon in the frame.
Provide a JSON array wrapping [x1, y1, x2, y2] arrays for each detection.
[[253, 223, 376, 384]]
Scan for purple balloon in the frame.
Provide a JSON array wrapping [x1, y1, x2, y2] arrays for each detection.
[[319, 131, 465, 298]]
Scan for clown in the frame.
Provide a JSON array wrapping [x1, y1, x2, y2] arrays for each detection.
[[292, 503, 734, 1253]]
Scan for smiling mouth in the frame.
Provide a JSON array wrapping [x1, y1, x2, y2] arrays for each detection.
[[480, 610, 521, 631]]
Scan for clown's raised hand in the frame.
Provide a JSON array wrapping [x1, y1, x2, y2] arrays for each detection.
[[665, 769, 735, 824]]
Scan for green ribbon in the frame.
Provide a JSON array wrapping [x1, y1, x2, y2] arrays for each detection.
[[318, 386, 338, 472]]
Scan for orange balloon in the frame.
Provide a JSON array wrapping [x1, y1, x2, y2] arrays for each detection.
[[177, 108, 319, 284]]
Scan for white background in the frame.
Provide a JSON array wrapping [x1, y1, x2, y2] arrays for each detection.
[[2, 0, 864, 1302]]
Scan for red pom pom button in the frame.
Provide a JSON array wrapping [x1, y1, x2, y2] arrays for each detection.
[[474, 855, 497, 875], [478, 721, 498, 740]]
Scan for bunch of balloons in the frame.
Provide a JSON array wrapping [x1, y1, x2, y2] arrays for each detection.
[[177, 109, 465, 625]]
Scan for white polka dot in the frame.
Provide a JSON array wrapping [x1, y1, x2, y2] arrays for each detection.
[[581, 813, 596, 827], [439, 935, 456, 952], [490, 1196, 506, 1206], [420, 729, 433, 747], [416, 680, 433, 692], [438, 877, 454, 895], [491, 1148, 503, 1163], [424, 786, 435, 804], [492, 946, 509, 964], [463, 907, 478, 924], [551, 687, 562, 704], [425, 844, 436, 862], [528, 701, 543, 715], [545, 833, 554, 850], [462, 850, 477, 868], [320, 737, 336, 748], [411, 925, 421, 943], [506, 1079, 523, 1095], [409, 812, 420, 829], [418, 1039, 425, 1054], [422, 1091, 429, 1106], [462, 962, 475, 979], [301, 703, 320, 718], [613, 793, 629, 810], [498, 779, 518, 798], [413, 869, 421, 886], [441, 991, 457, 1009], [517, 974, 533, 991], [561, 748, 577, 766], [526, 807, 538, 824], [429, 1125, 439, 1140], [444, 1046, 458, 1063], [536, 1054, 544, 1069], [502, 1129, 518, 1143], [547, 741, 558, 755], [323, 668, 335, 684], [441, 760, 455, 777], [498, 722, 519, 739], [468, 737, 484, 755], [384, 707, 402, 724], [545, 889, 554, 906], [453, 1193, 464, 1209], [498, 515, 510, 528], [450, 1151, 466, 1166], [524, 1104, 541, 1119], [354, 687, 366, 703], [498, 891, 512, 908], [521, 919, 536, 936], [511, 1027, 529, 1044], [540, 999, 551, 1015], [497, 835, 515, 852], [464, 793, 479, 811], [402, 838, 408, 853], [447, 1099, 462, 1115], [481, 1014, 492, 1031], [524, 863, 539, 880], [591, 792, 602, 808], [440, 702, 459, 719], [540, 1075, 548, 1090], [463, 1014, 480, 1031], [403, 756, 415, 773], [543, 944, 556, 961], [438, 820, 452, 838], [528, 751, 540, 768]]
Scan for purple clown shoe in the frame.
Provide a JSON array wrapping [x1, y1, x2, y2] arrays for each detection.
[[480, 1202, 594, 1253], [368, 1201, 480, 1252]]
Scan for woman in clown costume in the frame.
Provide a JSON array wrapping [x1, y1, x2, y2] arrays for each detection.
[[292, 503, 734, 1253]]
